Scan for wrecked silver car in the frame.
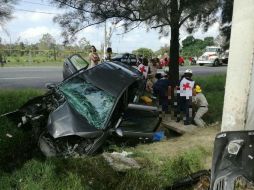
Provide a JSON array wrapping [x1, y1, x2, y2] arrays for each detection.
[[3, 54, 161, 157]]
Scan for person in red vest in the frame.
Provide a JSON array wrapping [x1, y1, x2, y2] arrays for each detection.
[[179, 56, 185, 66], [138, 57, 149, 78]]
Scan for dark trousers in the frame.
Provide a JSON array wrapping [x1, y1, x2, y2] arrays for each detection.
[[176, 96, 192, 123], [159, 96, 169, 112]]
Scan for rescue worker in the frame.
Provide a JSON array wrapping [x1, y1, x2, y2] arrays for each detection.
[[192, 85, 208, 127], [153, 72, 172, 116], [176, 69, 195, 125], [138, 57, 149, 79]]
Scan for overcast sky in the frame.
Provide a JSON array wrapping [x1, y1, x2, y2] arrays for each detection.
[[0, 0, 220, 53]]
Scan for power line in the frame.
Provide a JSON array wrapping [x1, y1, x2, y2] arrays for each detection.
[[15, 8, 57, 15]]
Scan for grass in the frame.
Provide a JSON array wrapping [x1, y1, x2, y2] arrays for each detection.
[[1, 53, 90, 67], [0, 75, 225, 189], [194, 74, 226, 123], [0, 89, 45, 170], [0, 146, 212, 190]]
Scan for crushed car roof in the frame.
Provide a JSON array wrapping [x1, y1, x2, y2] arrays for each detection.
[[69, 61, 143, 97]]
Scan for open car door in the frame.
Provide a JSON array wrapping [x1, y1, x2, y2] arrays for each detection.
[[63, 54, 90, 79], [119, 103, 161, 139]]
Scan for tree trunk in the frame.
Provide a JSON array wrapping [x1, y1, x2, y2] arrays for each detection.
[[169, 0, 180, 87], [169, 24, 180, 87]]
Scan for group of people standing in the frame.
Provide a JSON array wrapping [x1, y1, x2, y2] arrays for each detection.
[[137, 58, 209, 127], [88, 45, 113, 68], [88, 46, 208, 127]]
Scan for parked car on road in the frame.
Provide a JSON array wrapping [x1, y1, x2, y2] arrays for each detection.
[[3, 54, 161, 157], [111, 53, 137, 66]]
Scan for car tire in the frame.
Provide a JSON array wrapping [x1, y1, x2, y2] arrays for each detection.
[[199, 63, 204, 66], [213, 60, 219, 67]]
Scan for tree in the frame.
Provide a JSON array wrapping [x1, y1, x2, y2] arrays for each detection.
[[52, 0, 219, 86], [132, 48, 153, 58], [0, 0, 16, 25], [78, 37, 91, 51], [39, 33, 56, 50], [182, 36, 195, 48], [155, 45, 170, 57], [181, 36, 215, 57], [220, 0, 234, 49]]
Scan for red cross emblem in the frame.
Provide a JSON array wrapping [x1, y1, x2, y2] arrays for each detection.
[[139, 66, 146, 73], [183, 83, 191, 90]]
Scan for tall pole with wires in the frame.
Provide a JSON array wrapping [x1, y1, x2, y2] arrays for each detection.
[[104, 20, 107, 59]]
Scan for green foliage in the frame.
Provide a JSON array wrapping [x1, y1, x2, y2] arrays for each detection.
[[132, 47, 154, 58], [0, 89, 44, 170], [181, 35, 215, 57], [0, 147, 208, 189], [39, 33, 56, 50], [162, 147, 207, 185], [155, 45, 170, 56]]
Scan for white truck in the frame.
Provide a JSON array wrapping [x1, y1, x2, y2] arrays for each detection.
[[197, 46, 224, 66]]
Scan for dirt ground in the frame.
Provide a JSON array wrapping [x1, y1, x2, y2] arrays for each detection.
[[133, 124, 220, 168]]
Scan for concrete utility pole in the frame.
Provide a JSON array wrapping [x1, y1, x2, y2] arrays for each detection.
[[221, 0, 254, 131]]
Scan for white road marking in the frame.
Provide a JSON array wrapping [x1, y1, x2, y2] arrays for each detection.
[[0, 77, 44, 80]]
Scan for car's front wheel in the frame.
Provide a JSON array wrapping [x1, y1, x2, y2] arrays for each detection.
[[213, 59, 220, 67]]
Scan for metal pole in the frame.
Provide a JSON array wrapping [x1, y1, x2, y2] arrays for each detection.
[[221, 0, 254, 131], [104, 20, 107, 59]]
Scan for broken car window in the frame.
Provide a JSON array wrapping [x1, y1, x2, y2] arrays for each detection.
[[59, 76, 116, 129], [69, 55, 90, 70]]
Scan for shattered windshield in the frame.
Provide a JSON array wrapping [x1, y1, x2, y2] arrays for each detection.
[[58, 77, 116, 129]]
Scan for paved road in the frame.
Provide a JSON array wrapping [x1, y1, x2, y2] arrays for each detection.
[[0, 65, 227, 89], [0, 67, 62, 89]]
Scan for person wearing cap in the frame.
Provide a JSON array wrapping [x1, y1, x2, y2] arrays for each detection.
[[176, 69, 195, 125], [192, 85, 208, 127]]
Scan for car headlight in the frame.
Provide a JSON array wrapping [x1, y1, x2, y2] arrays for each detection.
[[227, 140, 244, 155]]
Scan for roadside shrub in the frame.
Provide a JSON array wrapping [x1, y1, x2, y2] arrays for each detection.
[[194, 75, 226, 123]]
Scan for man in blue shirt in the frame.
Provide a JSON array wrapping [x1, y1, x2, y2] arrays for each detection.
[[153, 72, 172, 115]]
